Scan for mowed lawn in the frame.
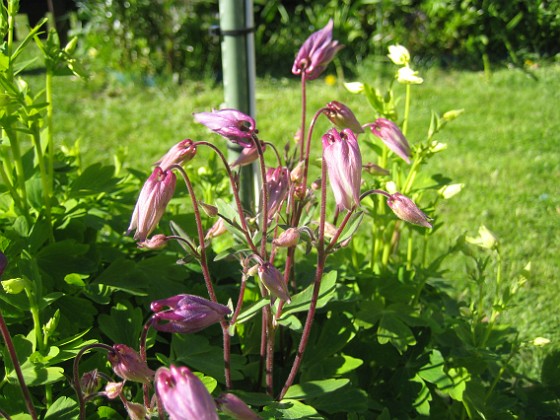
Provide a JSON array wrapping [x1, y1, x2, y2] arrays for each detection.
[[43, 61, 559, 378]]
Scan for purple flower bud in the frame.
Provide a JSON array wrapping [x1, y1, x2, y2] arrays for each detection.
[[125, 401, 147, 420], [272, 228, 300, 248], [107, 344, 154, 384], [216, 393, 261, 420], [387, 193, 432, 228], [80, 369, 102, 395], [325, 101, 364, 133], [230, 141, 266, 168], [322, 128, 362, 211], [156, 364, 218, 420], [138, 234, 169, 250], [194, 109, 257, 148], [156, 139, 197, 171], [367, 118, 411, 164], [292, 19, 344, 80], [265, 167, 290, 219], [127, 167, 177, 242], [257, 262, 291, 302], [150, 294, 231, 334], [205, 217, 227, 240]]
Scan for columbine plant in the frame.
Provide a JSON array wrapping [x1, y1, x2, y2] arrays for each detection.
[[66, 19, 437, 419]]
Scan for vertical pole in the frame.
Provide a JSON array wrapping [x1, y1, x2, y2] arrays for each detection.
[[219, 0, 257, 210]]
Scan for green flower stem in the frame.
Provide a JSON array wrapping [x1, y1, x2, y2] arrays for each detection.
[[31, 129, 54, 241], [298, 73, 307, 161], [402, 156, 422, 195], [406, 230, 413, 270], [402, 83, 411, 136], [0, 311, 38, 420], [6, 129, 29, 217]]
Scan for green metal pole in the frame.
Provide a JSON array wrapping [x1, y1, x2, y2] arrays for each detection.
[[219, 0, 257, 211]]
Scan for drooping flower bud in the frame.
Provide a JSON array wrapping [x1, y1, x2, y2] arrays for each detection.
[[107, 344, 155, 384], [265, 167, 290, 219], [325, 101, 364, 134], [80, 369, 102, 395], [156, 139, 197, 171], [363, 162, 390, 176], [150, 294, 231, 334], [156, 364, 218, 420], [127, 167, 177, 242], [321, 128, 362, 211], [199, 201, 219, 217], [125, 401, 148, 420], [290, 161, 305, 183], [386, 193, 432, 228], [216, 393, 261, 420], [230, 142, 266, 168], [367, 118, 411, 164], [272, 228, 300, 248], [194, 109, 257, 148], [205, 217, 227, 240], [257, 262, 291, 302], [292, 19, 344, 81], [466, 225, 498, 250], [138, 234, 169, 250]]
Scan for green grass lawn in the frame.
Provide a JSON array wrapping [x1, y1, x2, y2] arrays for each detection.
[[42, 61, 559, 379]]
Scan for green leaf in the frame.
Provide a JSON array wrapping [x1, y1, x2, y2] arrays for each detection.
[[418, 350, 453, 391], [64, 273, 87, 287], [335, 211, 364, 246], [98, 302, 144, 347], [91, 257, 148, 296], [280, 270, 337, 318], [70, 163, 117, 196], [263, 399, 320, 419], [172, 334, 244, 382], [446, 367, 470, 402], [44, 396, 79, 420], [308, 386, 369, 414], [284, 378, 349, 400], [10, 362, 65, 386], [231, 298, 270, 327], [377, 313, 417, 353], [303, 354, 363, 380], [411, 375, 432, 416]]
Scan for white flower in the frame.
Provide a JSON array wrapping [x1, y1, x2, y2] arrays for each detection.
[[397, 66, 424, 85], [466, 225, 499, 250], [438, 184, 464, 199], [387, 44, 410, 66], [344, 81, 365, 94]]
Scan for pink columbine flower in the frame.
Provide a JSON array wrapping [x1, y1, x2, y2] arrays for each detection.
[[193, 109, 257, 148], [322, 128, 362, 211], [257, 262, 291, 302], [292, 19, 344, 80], [367, 118, 411, 164], [150, 294, 231, 334], [387, 192, 432, 228], [325, 101, 364, 134], [265, 167, 290, 219], [156, 364, 218, 420], [156, 139, 197, 171], [127, 167, 176, 242], [107, 344, 154, 384], [216, 393, 261, 420]]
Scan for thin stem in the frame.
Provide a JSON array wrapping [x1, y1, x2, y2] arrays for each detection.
[[301, 108, 326, 193], [278, 157, 329, 400], [195, 141, 258, 255], [325, 209, 355, 253], [298, 73, 307, 161], [139, 319, 153, 407], [73, 343, 113, 420], [0, 312, 38, 420], [31, 128, 53, 242], [173, 165, 231, 386], [254, 139, 269, 259]]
